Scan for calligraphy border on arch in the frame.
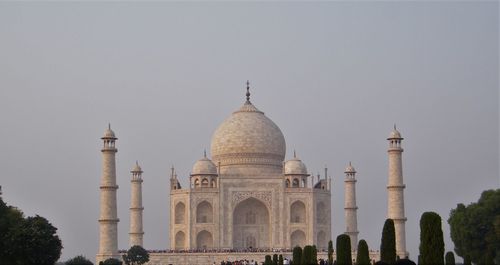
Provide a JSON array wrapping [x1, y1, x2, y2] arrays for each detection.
[[231, 191, 272, 209]]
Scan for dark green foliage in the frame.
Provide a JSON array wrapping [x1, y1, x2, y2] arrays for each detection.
[[302, 245, 314, 265], [99, 258, 122, 265], [273, 254, 278, 265], [278, 254, 284, 265], [122, 245, 149, 265], [380, 219, 396, 264], [292, 246, 302, 265], [394, 259, 416, 265], [375, 261, 389, 265], [419, 212, 444, 265], [0, 197, 62, 265], [356, 239, 370, 265], [336, 234, 352, 265], [66, 255, 94, 265], [328, 240, 334, 265], [463, 255, 471, 265], [264, 255, 272, 265], [448, 189, 500, 265], [312, 245, 318, 265], [445, 252, 455, 265]]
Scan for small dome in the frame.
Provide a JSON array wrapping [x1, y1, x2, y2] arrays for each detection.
[[388, 125, 402, 139], [131, 161, 142, 172], [284, 156, 307, 175], [344, 162, 356, 173], [102, 124, 116, 139], [191, 156, 217, 175]]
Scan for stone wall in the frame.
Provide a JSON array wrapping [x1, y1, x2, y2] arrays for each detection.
[[145, 251, 381, 265]]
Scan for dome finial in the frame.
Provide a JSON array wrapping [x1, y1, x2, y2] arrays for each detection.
[[108, 123, 111, 130], [246, 80, 251, 102], [293, 149, 296, 158], [204, 149, 207, 158], [394, 123, 397, 130]]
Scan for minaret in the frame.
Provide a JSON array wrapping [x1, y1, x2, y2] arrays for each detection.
[[97, 124, 119, 262], [344, 162, 359, 251], [387, 125, 407, 258], [129, 161, 144, 247]]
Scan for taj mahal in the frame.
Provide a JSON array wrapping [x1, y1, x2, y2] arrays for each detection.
[[96, 83, 408, 265]]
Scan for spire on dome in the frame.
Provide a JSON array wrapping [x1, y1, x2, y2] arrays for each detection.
[[246, 80, 251, 102], [204, 149, 207, 158], [293, 149, 296, 158]]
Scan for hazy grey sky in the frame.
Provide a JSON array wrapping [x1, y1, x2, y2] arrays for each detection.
[[0, 1, 498, 262]]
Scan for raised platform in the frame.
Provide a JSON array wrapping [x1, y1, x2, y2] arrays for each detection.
[[142, 250, 381, 265]]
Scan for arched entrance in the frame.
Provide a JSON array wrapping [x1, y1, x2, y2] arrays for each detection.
[[291, 230, 306, 248], [175, 231, 185, 250], [196, 230, 213, 249], [233, 197, 270, 249]]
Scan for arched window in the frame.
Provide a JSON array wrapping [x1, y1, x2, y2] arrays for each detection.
[[196, 201, 213, 223], [285, 179, 290, 188], [292, 178, 299, 187], [201, 178, 209, 187], [194, 179, 200, 188], [175, 202, 186, 224], [290, 201, 306, 223]]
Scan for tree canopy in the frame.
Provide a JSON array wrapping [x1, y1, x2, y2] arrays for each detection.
[[122, 245, 149, 265], [419, 212, 444, 265], [66, 255, 94, 265], [448, 189, 500, 264], [0, 197, 62, 265], [336, 234, 352, 265], [380, 219, 396, 264], [356, 239, 371, 265]]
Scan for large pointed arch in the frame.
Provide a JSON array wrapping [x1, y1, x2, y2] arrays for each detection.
[[232, 197, 270, 249]]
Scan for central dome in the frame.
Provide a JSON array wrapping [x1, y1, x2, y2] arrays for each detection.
[[210, 100, 286, 167]]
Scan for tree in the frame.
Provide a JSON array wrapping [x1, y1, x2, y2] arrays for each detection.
[[292, 246, 302, 265], [66, 255, 94, 265], [99, 258, 122, 265], [273, 253, 278, 265], [264, 255, 273, 265], [328, 240, 334, 265], [278, 254, 284, 265], [6, 215, 63, 265], [448, 189, 500, 265], [445, 252, 455, 265], [336, 234, 352, 265], [122, 245, 149, 265], [462, 255, 471, 265], [302, 245, 313, 265], [0, 197, 62, 265], [394, 259, 416, 265], [380, 219, 396, 264], [419, 212, 444, 265], [312, 245, 318, 265], [356, 239, 370, 265]]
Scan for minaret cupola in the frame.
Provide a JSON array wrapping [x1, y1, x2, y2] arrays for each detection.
[[190, 151, 218, 189], [284, 151, 310, 188]]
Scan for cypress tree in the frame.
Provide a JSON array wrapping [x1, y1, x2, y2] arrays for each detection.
[[273, 254, 278, 265], [302, 245, 313, 265], [336, 234, 352, 265], [312, 245, 318, 265], [278, 254, 284, 265], [445, 252, 455, 265], [419, 212, 444, 265], [264, 255, 272, 265], [380, 219, 396, 264], [293, 246, 302, 265], [356, 239, 370, 265], [328, 240, 334, 265], [463, 255, 471, 265]]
